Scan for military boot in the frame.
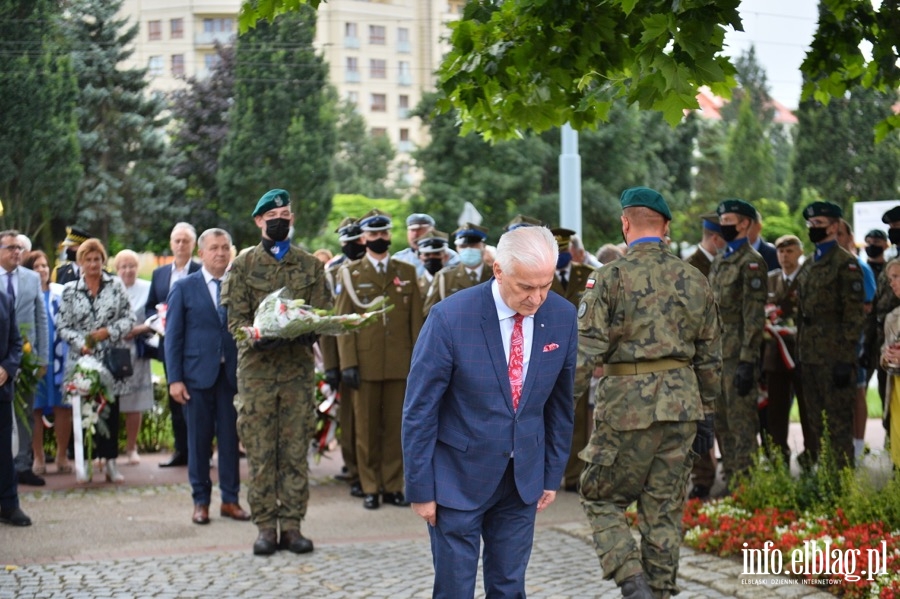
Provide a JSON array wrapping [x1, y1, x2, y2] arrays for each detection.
[[619, 574, 654, 599], [253, 528, 278, 556]]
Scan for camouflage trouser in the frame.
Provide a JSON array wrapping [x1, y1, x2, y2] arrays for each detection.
[[235, 376, 316, 532], [579, 420, 696, 595], [717, 359, 759, 483], [800, 364, 855, 468]]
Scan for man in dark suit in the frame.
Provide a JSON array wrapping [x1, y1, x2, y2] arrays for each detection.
[[686, 213, 725, 279], [146, 222, 201, 468], [750, 211, 780, 272], [402, 225, 577, 598], [0, 291, 30, 526], [165, 228, 249, 525]]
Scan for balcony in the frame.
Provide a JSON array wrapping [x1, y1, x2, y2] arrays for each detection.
[[398, 73, 412, 86], [195, 31, 235, 46], [397, 40, 411, 53], [398, 140, 414, 153], [397, 107, 409, 119], [345, 71, 361, 83], [344, 36, 360, 49]]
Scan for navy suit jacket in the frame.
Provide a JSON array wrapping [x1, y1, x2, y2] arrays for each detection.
[[757, 239, 780, 272], [0, 292, 22, 403], [146, 260, 201, 363], [402, 281, 577, 510], [164, 271, 237, 392]]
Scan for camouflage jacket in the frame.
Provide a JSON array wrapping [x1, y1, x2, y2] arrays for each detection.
[[796, 244, 865, 366], [709, 241, 767, 363], [221, 243, 332, 380], [577, 241, 722, 429]]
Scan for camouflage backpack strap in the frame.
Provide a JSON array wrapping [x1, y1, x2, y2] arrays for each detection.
[[339, 263, 386, 310]]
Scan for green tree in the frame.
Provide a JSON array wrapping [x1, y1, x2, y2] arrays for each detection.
[[333, 100, 396, 198], [217, 6, 337, 247], [0, 0, 80, 249], [790, 86, 900, 214], [66, 0, 184, 246], [723, 98, 776, 203]]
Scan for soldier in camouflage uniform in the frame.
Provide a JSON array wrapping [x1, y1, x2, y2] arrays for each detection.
[[578, 187, 721, 599], [221, 189, 332, 556], [322, 218, 366, 498], [335, 209, 424, 510], [708, 198, 766, 488], [422, 223, 491, 317], [550, 227, 600, 492], [796, 201, 865, 468]]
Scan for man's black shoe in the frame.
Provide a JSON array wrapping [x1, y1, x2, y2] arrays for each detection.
[[382, 492, 410, 507], [363, 494, 380, 509], [349, 481, 365, 498], [159, 453, 188, 468], [687, 485, 710, 500], [0, 507, 32, 527], [17, 470, 46, 487]]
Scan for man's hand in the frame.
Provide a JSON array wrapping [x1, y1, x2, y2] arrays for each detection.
[[253, 338, 285, 351], [411, 501, 436, 526], [324, 368, 341, 390], [295, 332, 318, 347], [733, 361, 755, 396], [832, 362, 854, 389], [0, 366, 8, 386], [692, 413, 715, 455], [536, 490, 556, 513], [169, 382, 191, 405], [341, 367, 360, 389]]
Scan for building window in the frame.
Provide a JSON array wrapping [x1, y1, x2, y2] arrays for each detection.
[[170, 18, 184, 39], [344, 22, 359, 48], [346, 57, 360, 83], [370, 59, 386, 79], [398, 61, 412, 86], [371, 94, 387, 112], [398, 128, 413, 152], [346, 91, 359, 107], [398, 94, 410, 118], [148, 20, 162, 41], [397, 27, 410, 53], [148, 55, 164, 75], [204, 53, 220, 71], [371, 127, 387, 137], [369, 25, 386, 45], [203, 18, 234, 34], [171, 54, 185, 76]]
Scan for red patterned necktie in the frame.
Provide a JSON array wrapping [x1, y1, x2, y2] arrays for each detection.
[[508, 313, 525, 411]]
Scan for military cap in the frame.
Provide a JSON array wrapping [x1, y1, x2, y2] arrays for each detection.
[[865, 229, 889, 241], [802, 201, 842, 220], [701, 212, 721, 234], [63, 226, 91, 246], [335, 217, 362, 243], [405, 213, 435, 230], [417, 230, 449, 254], [251, 189, 290, 217], [453, 223, 488, 246], [359, 208, 392, 231], [505, 214, 542, 231], [620, 186, 672, 221], [716, 198, 756, 220], [882, 205, 900, 224], [774, 234, 802, 249], [550, 227, 576, 252]]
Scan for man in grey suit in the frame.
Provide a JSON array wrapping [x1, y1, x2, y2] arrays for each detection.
[[0, 230, 49, 487]]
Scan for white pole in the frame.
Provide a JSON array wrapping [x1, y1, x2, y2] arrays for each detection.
[[559, 123, 582, 234]]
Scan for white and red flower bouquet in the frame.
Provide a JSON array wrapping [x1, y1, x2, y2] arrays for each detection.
[[64, 355, 116, 482]]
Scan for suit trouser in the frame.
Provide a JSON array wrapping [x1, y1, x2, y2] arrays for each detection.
[[184, 365, 240, 506], [338, 382, 358, 480], [13, 391, 34, 474], [1, 401, 19, 510], [162, 360, 189, 457], [355, 379, 405, 495], [564, 386, 591, 488], [764, 367, 804, 462], [429, 460, 535, 599]]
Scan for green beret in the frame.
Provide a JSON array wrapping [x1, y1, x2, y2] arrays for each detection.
[[866, 229, 888, 241], [802, 201, 842, 220], [882, 205, 900, 224], [619, 187, 672, 221], [251, 189, 291, 217], [716, 198, 756, 219]]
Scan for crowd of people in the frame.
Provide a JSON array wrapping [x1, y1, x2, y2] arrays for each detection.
[[2, 186, 899, 599]]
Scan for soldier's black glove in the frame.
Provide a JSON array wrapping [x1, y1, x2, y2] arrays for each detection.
[[295, 332, 319, 347], [341, 367, 360, 390], [692, 414, 715, 455], [733, 361, 755, 396], [832, 362, 854, 389], [324, 368, 341, 390], [253, 338, 286, 351]]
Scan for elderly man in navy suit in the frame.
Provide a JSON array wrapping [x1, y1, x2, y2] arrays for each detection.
[[402, 225, 577, 598], [0, 291, 30, 526], [147, 222, 201, 468], [165, 228, 249, 525]]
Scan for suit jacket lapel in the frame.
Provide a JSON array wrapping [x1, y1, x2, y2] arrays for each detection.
[[481, 284, 515, 414], [518, 308, 549, 411]]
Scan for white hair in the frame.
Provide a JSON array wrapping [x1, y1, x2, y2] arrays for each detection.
[[171, 222, 197, 240], [495, 226, 558, 274], [17, 234, 31, 253]]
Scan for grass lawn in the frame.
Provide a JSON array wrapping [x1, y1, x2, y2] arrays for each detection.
[[788, 384, 883, 421]]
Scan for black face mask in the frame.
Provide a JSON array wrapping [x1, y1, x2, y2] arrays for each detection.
[[366, 238, 391, 254], [65, 247, 78, 261], [719, 224, 739, 243], [264, 218, 291, 242], [424, 257, 443, 276], [342, 242, 366, 261], [865, 245, 885, 258], [808, 227, 829, 244], [889, 229, 900, 246]]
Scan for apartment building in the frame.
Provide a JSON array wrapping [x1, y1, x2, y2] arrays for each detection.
[[118, 0, 466, 166]]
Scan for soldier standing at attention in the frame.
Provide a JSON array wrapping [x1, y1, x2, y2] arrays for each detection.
[[414, 230, 450, 298], [796, 201, 865, 468], [578, 187, 721, 599], [550, 227, 599, 493], [422, 223, 491, 317], [708, 198, 766, 489], [221, 189, 331, 556], [336, 209, 423, 510]]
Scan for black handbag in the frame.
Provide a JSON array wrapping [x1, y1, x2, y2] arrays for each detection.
[[105, 347, 134, 380]]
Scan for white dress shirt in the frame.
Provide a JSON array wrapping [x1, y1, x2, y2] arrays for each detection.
[[491, 280, 533, 382]]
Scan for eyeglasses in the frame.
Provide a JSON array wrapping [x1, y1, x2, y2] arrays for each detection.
[[0, 245, 23, 251]]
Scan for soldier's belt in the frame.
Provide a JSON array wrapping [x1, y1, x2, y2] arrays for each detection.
[[604, 358, 691, 376]]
